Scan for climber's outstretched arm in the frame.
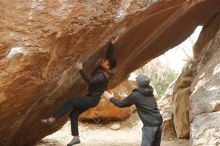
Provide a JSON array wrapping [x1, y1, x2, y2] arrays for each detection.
[[75, 62, 91, 84], [105, 35, 119, 59]]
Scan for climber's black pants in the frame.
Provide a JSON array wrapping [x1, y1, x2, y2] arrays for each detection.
[[53, 95, 100, 136]]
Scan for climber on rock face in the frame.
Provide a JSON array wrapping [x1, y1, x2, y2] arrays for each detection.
[[41, 35, 119, 146], [103, 74, 163, 146]]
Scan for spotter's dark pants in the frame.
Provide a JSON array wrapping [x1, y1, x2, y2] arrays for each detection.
[[53, 95, 100, 136], [141, 125, 162, 146]]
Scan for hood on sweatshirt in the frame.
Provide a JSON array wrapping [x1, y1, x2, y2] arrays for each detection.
[[134, 85, 154, 96]]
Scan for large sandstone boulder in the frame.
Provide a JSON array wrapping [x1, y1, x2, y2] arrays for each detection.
[[159, 63, 192, 140], [191, 111, 220, 146], [159, 13, 220, 144], [172, 65, 192, 139], [158, 81, 177, 140], [0, 0, 220, 146], [80, 80, 136, 121], [189, 15, 220, 146], [173, 87, 190, 138]]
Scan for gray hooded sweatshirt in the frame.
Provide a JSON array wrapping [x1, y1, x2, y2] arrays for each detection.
[[110, 85, 163, 127]]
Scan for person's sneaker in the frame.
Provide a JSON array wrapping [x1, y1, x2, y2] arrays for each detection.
[[40, 118, 54, 126], [67, 138, 81, 146]]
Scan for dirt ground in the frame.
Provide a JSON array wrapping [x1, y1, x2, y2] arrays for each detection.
[[36, 113, 189, 146]]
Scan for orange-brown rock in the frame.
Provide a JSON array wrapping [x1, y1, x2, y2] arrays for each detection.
[[80, 80, 136, 121], [173, 87, 190, 138], [159, 64, 191, 140], [0, 0, 220, 146], [172, 65, 192, 139]]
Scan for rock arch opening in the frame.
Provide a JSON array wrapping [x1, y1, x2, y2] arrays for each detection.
[[38, 26, 204, 146]]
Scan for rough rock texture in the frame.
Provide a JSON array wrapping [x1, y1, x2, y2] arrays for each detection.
[[159, 64, 191, 140], [189, 14, 220, 146], [0, 0, 220, 146], [158, 82, 177, 140], [173, 87, 190, 138], [172, 64, 192, 139], [80, 80, 136, 121]]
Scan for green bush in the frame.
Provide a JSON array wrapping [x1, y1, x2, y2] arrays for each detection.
[[135, 59, 179, 97], [149, 69, 178, 97]]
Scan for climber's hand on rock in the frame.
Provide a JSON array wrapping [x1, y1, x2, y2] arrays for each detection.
[[75, 62, 83, 70], [111, 35, 119, 44], [103, 91, 114, 99]]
